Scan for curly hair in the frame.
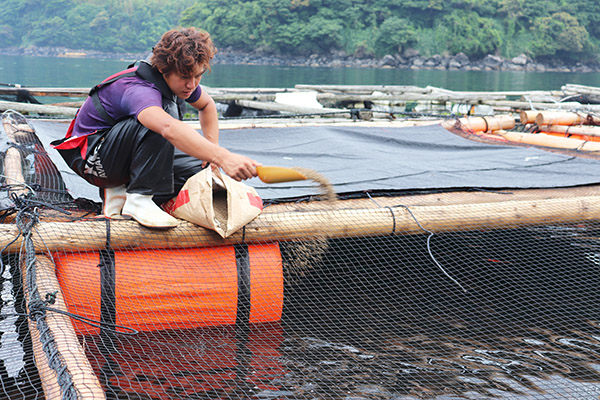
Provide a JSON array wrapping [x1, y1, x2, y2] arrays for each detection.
[[150, 27, 217, 77]]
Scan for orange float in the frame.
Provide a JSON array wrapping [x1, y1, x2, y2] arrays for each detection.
[[539, 131, 600, 143], [538, 124, 600, 137], [54, 243, 283, 335]]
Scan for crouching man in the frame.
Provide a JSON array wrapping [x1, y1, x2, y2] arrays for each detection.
[[52, 27, 259, 228]]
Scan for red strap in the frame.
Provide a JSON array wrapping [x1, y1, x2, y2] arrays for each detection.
[[100, 66, 137, 85]]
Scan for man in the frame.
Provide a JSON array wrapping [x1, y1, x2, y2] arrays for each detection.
[[52, 27, 259, 228]]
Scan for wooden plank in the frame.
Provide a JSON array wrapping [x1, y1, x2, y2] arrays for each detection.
[[0, 87, 89, 97], [235, 99, 349, 117], [0, 100, 78, 117]]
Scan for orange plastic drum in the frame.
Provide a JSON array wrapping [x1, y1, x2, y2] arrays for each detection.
[[54, 243, 283, 335]]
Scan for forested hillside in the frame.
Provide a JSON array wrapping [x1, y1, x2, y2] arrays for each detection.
[[1, 0, 598, 63]]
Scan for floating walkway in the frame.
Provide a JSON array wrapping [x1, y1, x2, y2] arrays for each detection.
[[4, 83, 600, 120]]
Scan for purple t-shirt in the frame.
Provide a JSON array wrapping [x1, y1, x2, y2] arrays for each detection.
[[71, 75, 201, 138]]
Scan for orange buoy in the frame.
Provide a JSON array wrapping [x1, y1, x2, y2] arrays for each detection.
[[539, 131, 600, 143], [538, 124, 600, 138], [55, 243, 283, 335]]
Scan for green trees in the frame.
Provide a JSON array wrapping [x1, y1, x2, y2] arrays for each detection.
[[530, 12, 590, 59], [0, 0, 194, 53], [375, 17, 417, 56], [439, 11, 503, 59], [179, 0, 599, 62], [0, 0, 599, 63]]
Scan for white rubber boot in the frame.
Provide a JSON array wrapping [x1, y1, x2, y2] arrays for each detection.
[[122, 192, 179, 228], [102, 185, 127, 219]]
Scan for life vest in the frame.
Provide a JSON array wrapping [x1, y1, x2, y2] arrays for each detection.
[[89, 60, 184, 123], [52, 60, 184, 159]]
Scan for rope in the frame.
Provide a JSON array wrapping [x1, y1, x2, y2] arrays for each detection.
[[366, 192, 467, 293], [3, 193, 139, 400], [17, 201, 79, 400]]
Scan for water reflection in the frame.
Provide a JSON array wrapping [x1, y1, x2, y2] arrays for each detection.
[[83, 322, 285, 400], [282, 226, 600, 399]]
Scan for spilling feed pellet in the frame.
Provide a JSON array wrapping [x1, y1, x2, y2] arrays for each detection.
[[281, 237, 329, 286], [282, 167, 337, 284], [291, 167, 338, 202]]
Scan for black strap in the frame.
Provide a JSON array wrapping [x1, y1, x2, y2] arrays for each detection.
[[135, 61, 176, 101], [88, 67, 137, 126], [98, 221, 117, 349], [234, 243, 251, 327], [91, 92, 117, 126]]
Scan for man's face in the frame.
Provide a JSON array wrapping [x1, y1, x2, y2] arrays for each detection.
[[163, 64, 205, 99]]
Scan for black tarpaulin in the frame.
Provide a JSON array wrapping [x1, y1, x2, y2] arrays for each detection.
[[31, 120, 600, 202]]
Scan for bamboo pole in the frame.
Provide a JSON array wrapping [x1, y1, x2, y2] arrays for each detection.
[[295, 84, 430, 94], [1, 193, 600, 253], [210, 93, 277, 102], [520, 110, 539, 124], [0, 87, 89, 97], [534, 111, 588, 126], [235, 99, 349, 117], [561, 84, 600, 97], [2, 118, 28, 196], [22, 255, 106, 399], [206, 87, 298, 94], [4, 147, 27, 196], [456, 115, 516, 132], [487, 100, 600, 111]]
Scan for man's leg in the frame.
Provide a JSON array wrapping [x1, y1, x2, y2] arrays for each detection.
[[94, 118, 174, 195], [92, 118, 178, 228]]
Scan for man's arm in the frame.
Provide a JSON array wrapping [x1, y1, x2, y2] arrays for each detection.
[[190, 87, 219, 145], [137, 106, 258, 181]]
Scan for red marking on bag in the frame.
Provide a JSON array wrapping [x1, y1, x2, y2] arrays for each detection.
[[247, 192, 263, 210], [163, 189, 190, 213]]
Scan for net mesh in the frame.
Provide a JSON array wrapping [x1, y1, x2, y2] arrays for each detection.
[[2, 110, 600, 399]]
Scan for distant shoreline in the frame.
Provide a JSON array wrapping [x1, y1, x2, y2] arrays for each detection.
[[1, 45, 599, 74]]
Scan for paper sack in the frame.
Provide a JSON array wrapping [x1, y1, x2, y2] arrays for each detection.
[[163, 168, 263, 237]]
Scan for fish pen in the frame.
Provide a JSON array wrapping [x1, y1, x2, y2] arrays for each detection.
[[2, 109, 600, 400]]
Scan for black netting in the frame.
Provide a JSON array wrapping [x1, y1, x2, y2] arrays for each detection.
[[2, 110, 600, 399]]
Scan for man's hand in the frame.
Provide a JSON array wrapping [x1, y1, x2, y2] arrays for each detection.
[[218, 151, 260, 181]]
